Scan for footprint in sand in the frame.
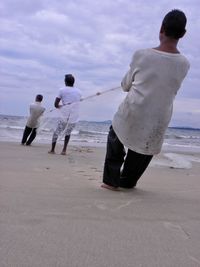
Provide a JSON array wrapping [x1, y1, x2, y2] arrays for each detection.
[[68, 156, 75, 164], [94, 201, 107, 210], [163, 222, 190, 240]]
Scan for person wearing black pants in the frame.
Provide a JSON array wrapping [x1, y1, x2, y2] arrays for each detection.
[[21, 126, 37, 146], [103, 126, 153, 190], [102, 10, 189, 191], [21, 94, 45, 146]]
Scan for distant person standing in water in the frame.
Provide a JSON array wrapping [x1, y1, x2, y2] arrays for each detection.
[[48, 74, 82, 155], [102, 9, 190, 191], [21, 94, 45, 146]]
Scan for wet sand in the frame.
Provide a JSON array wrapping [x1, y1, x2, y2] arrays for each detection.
[[0, 141, 200, 267]]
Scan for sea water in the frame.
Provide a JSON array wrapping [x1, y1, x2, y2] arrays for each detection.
[[0, 114, 110, 145], [1, 114, 200, 169], [1, 114, 200, 152]]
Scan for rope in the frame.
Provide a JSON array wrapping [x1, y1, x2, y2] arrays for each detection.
[[46, 85, 121, 114], [81, 85, 121, 102], [38, 85, 121, 135]]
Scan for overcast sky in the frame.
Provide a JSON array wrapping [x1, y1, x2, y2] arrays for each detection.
[[0, 0, 199, 127]]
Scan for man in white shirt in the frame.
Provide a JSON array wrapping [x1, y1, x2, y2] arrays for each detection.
[[102, 9, 190, 191], [48, 74, 82, 155], [21, 94, 45, 146]]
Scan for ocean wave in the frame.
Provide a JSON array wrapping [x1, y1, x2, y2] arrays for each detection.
[[1, 115, 200, 150], [71, 130, 79, 135], [164, 134, 182, 139], [79, 130, 108, 135], [163, 142, 199, 148], [165, 133, 200, 140], [0, 125, 24, 130], [151, 153, 200, 169]]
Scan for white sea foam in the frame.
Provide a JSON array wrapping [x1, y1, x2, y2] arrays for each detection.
[[151, 153, 200, 169], [1, 115, 200, 152]]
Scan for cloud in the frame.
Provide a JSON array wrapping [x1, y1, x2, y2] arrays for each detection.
[[0, 0, 200, 127]]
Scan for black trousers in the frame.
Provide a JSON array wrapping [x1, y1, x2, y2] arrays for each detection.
[[103, 126, 153, 188], [21, 126, 37, 145]]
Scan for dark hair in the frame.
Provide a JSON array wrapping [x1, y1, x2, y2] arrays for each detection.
[[65, 74, 75, 86], [162, 9, 187, 39], [36, 94, 43, 102]]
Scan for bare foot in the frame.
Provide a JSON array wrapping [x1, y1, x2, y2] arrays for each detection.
[[60, 151, 66, 155], [48, 151, 55, 154], [101, 183, 119, 191]]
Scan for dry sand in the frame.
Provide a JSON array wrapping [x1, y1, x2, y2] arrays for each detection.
[[0, 141, 200, 267]]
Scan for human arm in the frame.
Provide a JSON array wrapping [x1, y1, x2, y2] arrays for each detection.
[[121, 52, 139, 92], [54, 97, 62, 108], [40, 107, 45, 116], [29, 104, 33, 115], [121, 70, 134, 92]]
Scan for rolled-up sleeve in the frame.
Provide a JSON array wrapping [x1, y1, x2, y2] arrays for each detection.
[[121, 52, 139, 92]]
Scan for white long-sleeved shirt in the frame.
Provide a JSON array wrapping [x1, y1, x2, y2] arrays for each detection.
[[26, 102, 45, 128], [112, 48, 190, 155]]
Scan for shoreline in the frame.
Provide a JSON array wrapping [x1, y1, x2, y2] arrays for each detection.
[[1, 134, 200, 152], [1, 139, 200, 169]]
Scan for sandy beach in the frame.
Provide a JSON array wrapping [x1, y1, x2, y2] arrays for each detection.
[[0, 141, 200, 267]]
